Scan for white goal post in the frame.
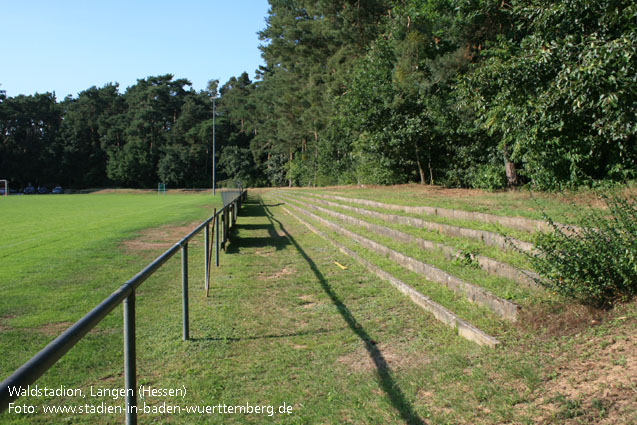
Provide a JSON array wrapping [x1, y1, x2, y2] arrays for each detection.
[[0, 180, 7, 197]]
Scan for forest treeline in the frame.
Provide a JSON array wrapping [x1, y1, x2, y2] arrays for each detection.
[[1, 0, 635, 190]]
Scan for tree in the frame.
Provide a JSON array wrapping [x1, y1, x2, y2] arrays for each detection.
[[459, 0, 637, 189], [58, 84, 124, 187], [106, 75, 194, 187], [0, 92, 61, 187]]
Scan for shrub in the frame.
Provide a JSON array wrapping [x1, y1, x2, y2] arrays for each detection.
[[470, 164, 507, 191], [529, 193, 637, 307]]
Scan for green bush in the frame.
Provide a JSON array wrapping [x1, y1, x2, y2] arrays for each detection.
[[529, 193, 637, 307], [470, 164, 507, 191]]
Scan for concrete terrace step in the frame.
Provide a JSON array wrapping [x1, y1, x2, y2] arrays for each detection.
[[278, 204, 501, 348], [290, 193, 535, 253], [311, 193, 552, 233], [278, 196, 519, 322], [279, 193, 539, 288]]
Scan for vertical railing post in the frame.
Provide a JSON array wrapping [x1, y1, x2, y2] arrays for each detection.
[[224, 205, 232, 238], [181, 243, 189, 341], [215, 212, 220, 267], [220, 211, 224, 247], [204, 223, 210, 297], [123, 291, 137, 425], [222, 210, 227, 247]]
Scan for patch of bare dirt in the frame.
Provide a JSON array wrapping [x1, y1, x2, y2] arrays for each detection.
[[88, 188, 210, 195], [337, 342, 430, 373], [518, 302, 611, 340], [98, 372, 124, 383], [36, 321, 117, 337], [36, 321, 74, 336], [254, 249, 274, 257], [0, 314, 16, 332], [534, 337, 637, 423], [257, 266, 295, 280], [530, 305, 637, 425], [89, 188, 154, 194], [298, 294, 319, 309], [122, 221, 202, 254]]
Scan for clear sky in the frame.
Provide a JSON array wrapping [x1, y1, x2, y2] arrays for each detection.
[[0, 0, 270, 98]]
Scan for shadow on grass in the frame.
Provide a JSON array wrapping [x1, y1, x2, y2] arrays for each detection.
[[261, 198, 426, 425], [234, 201, 283, 217], [191, 326, 347, 342], [225, 199, 290, 253]]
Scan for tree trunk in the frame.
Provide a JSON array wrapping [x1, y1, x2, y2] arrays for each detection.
[[414, 142, 426, 185], [503, 145, 518, 188], [428, 155, 434, 185]]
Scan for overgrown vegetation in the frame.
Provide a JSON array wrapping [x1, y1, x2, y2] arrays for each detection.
[[1, 1, 635, 190], [530, 193, 637, 307]]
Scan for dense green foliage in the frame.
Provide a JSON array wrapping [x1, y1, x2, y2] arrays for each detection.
[[0, 75, 260, 189], [1, 0, 635, 189], [530, 194, 637, 307]]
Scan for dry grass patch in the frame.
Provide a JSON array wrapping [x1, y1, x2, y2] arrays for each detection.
[[35, 321, 74, 336], [517, 302, 611, 340], [337, 342, 430, 373], [0, 314, 17, 332], [529, 304, 637, 424], [257, 265, 296, 280], [122, 221, 203, 254], [298, 294, 320, 309], [254, 249, 275, 257]]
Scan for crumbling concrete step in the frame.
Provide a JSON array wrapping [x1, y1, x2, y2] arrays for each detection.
[[280, 194, 539, 287], [288, 193, 535, 253], [280, 197, 519, 322], [278, 204, 501, 348]]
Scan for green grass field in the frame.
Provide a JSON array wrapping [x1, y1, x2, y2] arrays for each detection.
[[1, 192, 223, 423], [1, 189, 635, 424]]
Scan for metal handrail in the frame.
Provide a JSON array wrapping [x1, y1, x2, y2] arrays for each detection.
[[0, 189, 247, 424]]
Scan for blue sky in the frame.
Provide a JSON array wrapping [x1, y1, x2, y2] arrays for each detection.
[[0, 0, 270, 98]]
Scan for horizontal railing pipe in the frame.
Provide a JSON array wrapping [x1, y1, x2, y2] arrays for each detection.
[[0, 189, 246, 415]]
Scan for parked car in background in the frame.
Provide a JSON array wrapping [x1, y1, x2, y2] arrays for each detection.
[[52, 186, 63, 194], [37, 186, 48, 194], [24, 185, 35, 194]]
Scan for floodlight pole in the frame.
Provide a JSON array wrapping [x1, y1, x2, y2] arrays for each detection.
[[212, 97, 216, 196]]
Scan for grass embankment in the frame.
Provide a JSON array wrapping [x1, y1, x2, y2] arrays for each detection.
[[276, 194, 539, 308], [297, 184, 637, 223], [1, 189, 635, 424]]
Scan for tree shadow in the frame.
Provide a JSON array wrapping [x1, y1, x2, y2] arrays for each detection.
[[190, 326, 347, 342], [260, 199, 426, 425], [235, 200, 283, 217], [225, 198, 290, 254]]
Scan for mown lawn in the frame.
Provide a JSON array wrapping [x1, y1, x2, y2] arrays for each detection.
[[1, 190, 635, 424]]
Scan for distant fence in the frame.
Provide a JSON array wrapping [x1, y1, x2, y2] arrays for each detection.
[[0, 189, 247, 424]]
